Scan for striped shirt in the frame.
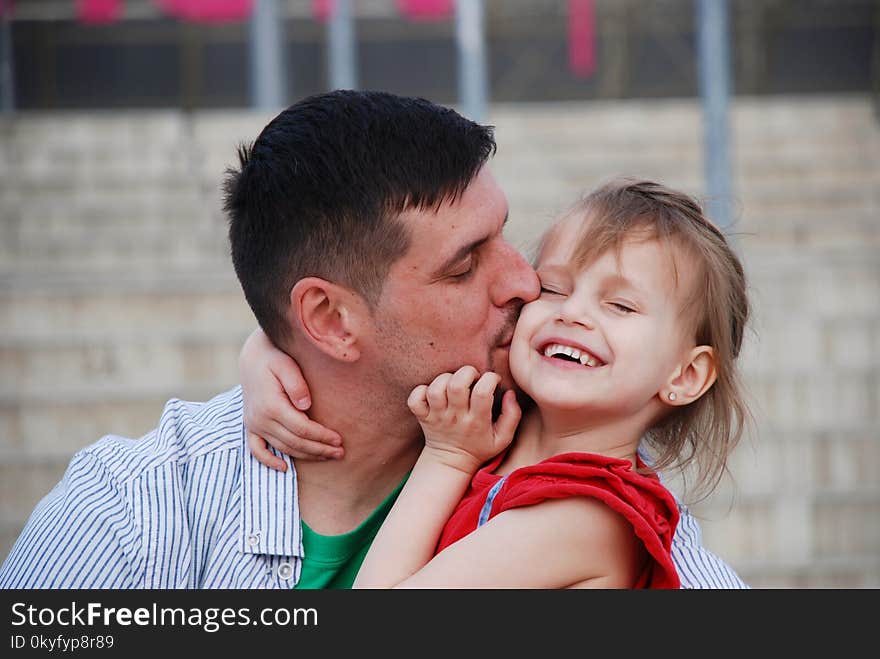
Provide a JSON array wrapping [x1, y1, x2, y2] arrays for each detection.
[[0, 386, 747, 589]]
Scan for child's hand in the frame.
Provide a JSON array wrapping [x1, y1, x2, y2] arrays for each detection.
[[239, 327, 344, 472], [407, 365, 521, 475]]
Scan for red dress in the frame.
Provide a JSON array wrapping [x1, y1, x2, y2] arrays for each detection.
[[435, 451, 681, 589]]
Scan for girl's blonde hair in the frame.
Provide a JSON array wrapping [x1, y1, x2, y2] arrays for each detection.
[[540, 177, 751, 500]]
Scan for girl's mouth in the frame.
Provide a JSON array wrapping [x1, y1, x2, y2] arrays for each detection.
[[540, 342, 605, 368]]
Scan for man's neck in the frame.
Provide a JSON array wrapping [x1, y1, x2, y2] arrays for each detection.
[[293, 370, 423, 536]]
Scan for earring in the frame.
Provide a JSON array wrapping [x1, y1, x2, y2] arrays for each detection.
[[667, 392, 677, 401]]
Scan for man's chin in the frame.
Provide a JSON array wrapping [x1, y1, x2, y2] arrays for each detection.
[[490, 378, 529, 420], [497, 371, 518, 392], [491, 355, 524, 390], [491, 349, 514, 388]]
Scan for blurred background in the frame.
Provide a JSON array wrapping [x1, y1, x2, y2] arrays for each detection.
[[0, 0, 877, 588]]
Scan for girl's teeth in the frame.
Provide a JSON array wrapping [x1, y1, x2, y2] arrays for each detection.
[[543, 343, 600, 367]]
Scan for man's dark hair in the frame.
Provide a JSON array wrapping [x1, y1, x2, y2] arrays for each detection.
[[224, 89, 496, 352]]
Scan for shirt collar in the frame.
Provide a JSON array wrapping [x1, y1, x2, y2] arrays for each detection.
[[239, 423, 304, 558]]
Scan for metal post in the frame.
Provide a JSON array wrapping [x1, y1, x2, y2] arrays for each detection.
[[250, 0, 287, 110], [455, 0, 488, 122], [1, 1, 14, 114], [328, 0, 357, 90], [697, 0, 733, 231]]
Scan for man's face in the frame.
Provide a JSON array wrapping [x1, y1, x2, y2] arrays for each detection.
[[369, 167, 540, 400]]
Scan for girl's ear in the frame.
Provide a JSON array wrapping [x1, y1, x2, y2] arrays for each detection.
[[661, 346, 717, 407], [288, 277, 365, 362]]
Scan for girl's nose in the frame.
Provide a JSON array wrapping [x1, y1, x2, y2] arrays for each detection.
[[557, 297, 596, 331]]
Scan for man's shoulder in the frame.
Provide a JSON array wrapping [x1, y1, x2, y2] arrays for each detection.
[[672, 502, 750, 589], [74, 385, 245, 488], [0, 387, 247, 589]]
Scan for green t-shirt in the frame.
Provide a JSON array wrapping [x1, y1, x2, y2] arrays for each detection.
[[293, 476, 407, 589]]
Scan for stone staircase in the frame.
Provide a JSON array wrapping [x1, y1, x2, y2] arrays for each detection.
[[1, 95, 878, 587]]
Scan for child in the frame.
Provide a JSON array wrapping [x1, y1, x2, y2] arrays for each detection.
[[241, 178, 751, 588]]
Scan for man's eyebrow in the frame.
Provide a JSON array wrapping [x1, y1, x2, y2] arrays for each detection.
[[433, 211, 508, 277]]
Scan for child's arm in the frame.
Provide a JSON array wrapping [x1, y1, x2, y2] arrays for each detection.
[[353, 365, 644, 589], [354, 365, 521, 588], [383, 493, 643, 588], [239, 327, 344, 472]]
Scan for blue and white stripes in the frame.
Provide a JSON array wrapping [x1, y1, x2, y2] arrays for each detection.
[[0, 387, 304, 589], [477, 477, 507, 528], [672, 504, 748, 589]]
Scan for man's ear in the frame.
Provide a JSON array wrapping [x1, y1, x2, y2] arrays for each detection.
[[661, 346, 717, 407], [288, 277, 366, 362]]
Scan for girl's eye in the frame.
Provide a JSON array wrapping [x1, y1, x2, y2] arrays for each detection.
[[609, 302, 636, 314], [540, 286, 563, 296]]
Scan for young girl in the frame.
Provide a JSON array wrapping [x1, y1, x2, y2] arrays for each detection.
[[242, 178, 751, 588]]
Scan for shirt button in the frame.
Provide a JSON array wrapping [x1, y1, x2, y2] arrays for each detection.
[[277, 563, 294, 580], [247, 533, 260, 547]]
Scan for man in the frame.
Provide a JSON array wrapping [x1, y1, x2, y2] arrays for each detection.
[[0, 90, 745, 588]]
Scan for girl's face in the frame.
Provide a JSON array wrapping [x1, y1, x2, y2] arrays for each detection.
[[509, 219, 699, 423]]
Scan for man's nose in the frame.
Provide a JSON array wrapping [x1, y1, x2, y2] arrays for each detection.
[[490, 241, 540, 307]]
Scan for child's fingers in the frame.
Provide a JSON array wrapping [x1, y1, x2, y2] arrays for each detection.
[[447, 365, 480, 411], [265, 420, 344, 460], [247, 431, 288, 472], [272, 405, 343, 447], [469, 371, 502, 418], [426, 372, 453, 412], [493, 389, 522, 447], [407, 384, 430, 419], [271, 359, 313, 411]]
